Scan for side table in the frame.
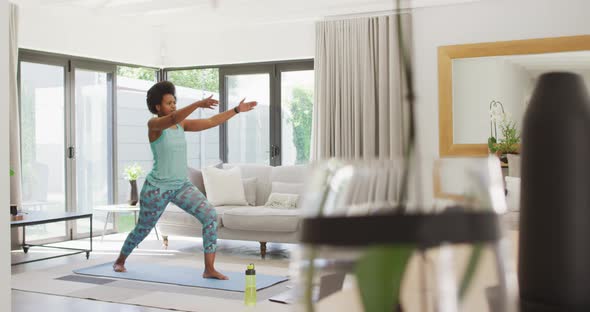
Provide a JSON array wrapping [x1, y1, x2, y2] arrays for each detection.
[[94, 204, 160, 241]]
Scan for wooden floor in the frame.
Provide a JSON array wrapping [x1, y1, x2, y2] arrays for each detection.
[[12, 290, 171, 312], [10, 233, 294, 312], [11, 251, 172, 312]]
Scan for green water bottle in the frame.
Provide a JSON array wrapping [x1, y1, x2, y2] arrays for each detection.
[[244, 263, 257, 306]]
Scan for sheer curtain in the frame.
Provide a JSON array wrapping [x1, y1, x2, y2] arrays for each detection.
[[311, 14, 412, 160], [9, 3, 21, 250], [9, 3, 20, 208]]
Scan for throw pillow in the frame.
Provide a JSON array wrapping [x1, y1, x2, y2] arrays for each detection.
[[188, 167, 206, 195], [187, 161, 224, 196], [242, 177, 257, 206], [202, 166, 248, 206], [271, 182, 305, 195], [264, 193, 300, 209]]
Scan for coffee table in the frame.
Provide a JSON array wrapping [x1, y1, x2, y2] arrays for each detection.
[[10, 211, 93, 265]]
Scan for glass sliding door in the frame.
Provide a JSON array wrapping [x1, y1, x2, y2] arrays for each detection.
[[115, 66, 158, 232], [222, 66, 273, 165], [71, 62, 116, 237], [19, 60, 68, 241], [279, 68, 314, 165], [167, 68, 221, 168], [18, 52, 165, 244], [219, 61, 313, 166]]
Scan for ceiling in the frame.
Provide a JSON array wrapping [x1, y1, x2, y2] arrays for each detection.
[[12, 0, 481, 30]]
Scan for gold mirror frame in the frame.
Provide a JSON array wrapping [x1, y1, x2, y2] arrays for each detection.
[[438, 35, 590, 156]]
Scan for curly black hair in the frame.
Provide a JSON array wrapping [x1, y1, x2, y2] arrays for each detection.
[[146, 81, 176, 114]]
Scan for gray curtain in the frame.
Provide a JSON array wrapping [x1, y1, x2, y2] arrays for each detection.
[[311, 14, 412, 160], [9, 3, 20, 208]]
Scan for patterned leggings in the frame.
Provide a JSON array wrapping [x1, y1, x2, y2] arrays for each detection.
[[120, 180, 218, 256]]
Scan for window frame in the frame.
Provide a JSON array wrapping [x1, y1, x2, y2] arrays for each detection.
[[164, 59, 314, 166], [18, 48, 314, 240], [18, 49, 159, 241]]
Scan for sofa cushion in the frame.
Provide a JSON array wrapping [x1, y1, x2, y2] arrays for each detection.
[[202, 166, 248, 206], [264, 193, 300, 209], [223, 164, 272, 206], [271, 181, 305, 195], [222, 207, 300, 232], [270, 165, 309, 184], [243, 177, 257, 206], [222, 164, 310, 205], [188, 162, 223, 195]]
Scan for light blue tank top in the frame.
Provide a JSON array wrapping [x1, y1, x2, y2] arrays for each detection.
[[146, 124, 189, 190]]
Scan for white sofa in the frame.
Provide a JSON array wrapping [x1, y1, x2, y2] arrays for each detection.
[[155, 163, 309, 258]]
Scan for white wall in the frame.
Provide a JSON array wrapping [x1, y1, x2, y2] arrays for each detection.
[[15, 0, 590, 208], [162, 21, 315, 67], [453, 57, 532, 144], [164, 0, 590, 205], [19, 7, 162, 66], [1, 0, 10, 309], [412, 0, 590, 205]]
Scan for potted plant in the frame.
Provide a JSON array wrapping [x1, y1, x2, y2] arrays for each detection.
[[123, 163, 144, 206], [488, 100, 521, 165]]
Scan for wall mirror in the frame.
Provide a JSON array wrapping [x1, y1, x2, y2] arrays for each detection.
[[438, 35, 590, 156]]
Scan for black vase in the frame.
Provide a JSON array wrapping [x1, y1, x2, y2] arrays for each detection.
[[128, 180, 138, 206], [519, 72, 590, 311]]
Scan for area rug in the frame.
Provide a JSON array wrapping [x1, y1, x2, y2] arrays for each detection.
[[74, 261, 288, 291], [12, 256, 294, 312]]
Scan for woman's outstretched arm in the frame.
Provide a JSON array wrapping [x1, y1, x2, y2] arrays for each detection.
[[148, 96, 219, 131], [182, 98, 258, 132]]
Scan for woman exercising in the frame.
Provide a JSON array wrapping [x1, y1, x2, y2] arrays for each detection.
[[112, 81, 257, 280]]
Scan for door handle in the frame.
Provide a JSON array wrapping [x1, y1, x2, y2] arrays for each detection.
[[68, 146, 75, 159], [270, 145, 281, 159]]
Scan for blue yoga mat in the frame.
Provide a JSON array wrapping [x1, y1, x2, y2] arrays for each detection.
[[74, 262, 288, 292]]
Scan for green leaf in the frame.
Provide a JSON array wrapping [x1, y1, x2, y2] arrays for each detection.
[[355, 245, 414, 312], [9, 169, 14, 177], [459, 244, 483, 300], [487, 137, 497, 152]]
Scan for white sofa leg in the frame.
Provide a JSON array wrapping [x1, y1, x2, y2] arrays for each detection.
[[163, 235, 169, 250], [260, 242, 267, 259]]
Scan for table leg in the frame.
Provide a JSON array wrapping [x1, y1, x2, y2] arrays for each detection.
[[89, 214, 93, 256], [22, 226, 28, 254], [154, 226, 160, 241], [102, 211, 110, 242]]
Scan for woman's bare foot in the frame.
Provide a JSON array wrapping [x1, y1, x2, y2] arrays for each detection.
[[113, 253, 128, 272], [203, 269, 229, 280], [113, 262, 127, 272]]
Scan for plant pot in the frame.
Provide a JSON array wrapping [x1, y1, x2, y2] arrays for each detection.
[[488, 149, 507, 167], [10, 205, 17, 216], [498, 152, 508, 165], [128, 180, 138, 206], [506, 153, 521, 178]]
